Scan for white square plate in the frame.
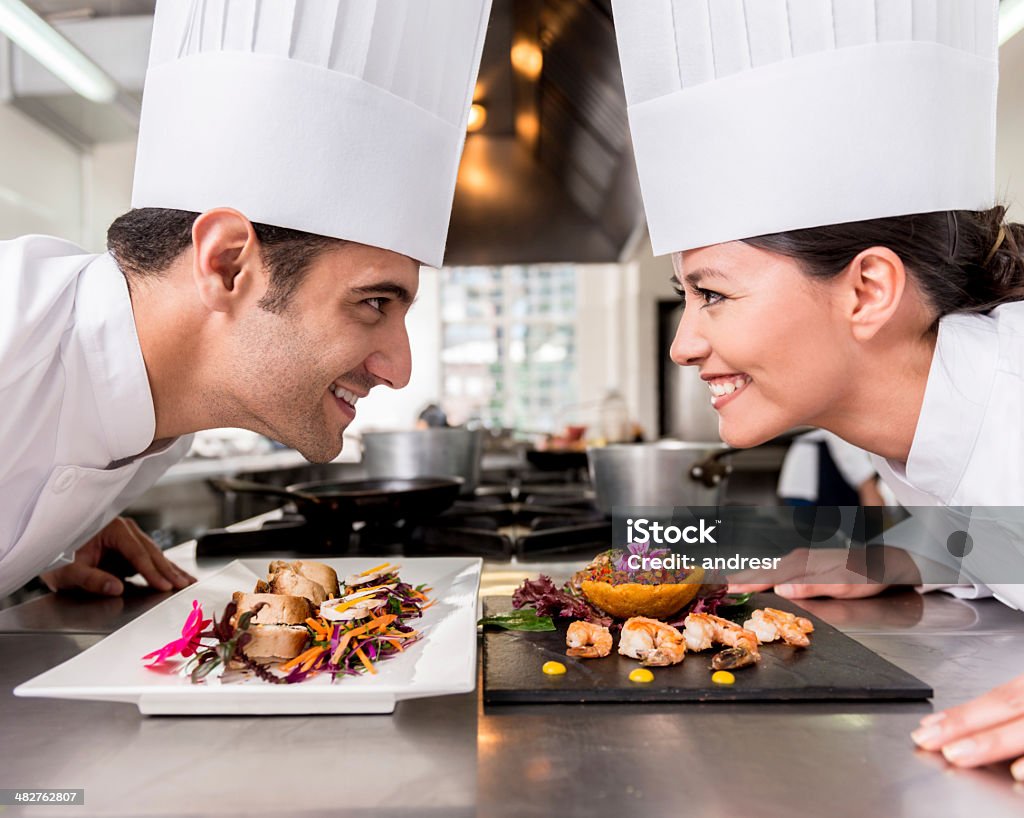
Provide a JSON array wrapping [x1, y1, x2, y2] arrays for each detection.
[[15, 557, 481, 715]]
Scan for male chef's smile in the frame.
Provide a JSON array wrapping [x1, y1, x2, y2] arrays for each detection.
[[224, 238, 417, 464], [132, 209, 418, 466]]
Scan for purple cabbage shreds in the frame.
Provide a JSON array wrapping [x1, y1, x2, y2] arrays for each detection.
[[512, 575, 611, 626], [664, 583, 730, 626], [691, 583, 729, 615], [512, 575, 560, 607]]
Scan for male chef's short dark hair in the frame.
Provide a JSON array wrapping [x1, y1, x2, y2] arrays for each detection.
[[743, 206, 1024, 328], [106, 208, 338, 313]]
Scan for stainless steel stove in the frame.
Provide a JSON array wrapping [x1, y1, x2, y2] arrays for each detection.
[[195, 481, 612, 562]]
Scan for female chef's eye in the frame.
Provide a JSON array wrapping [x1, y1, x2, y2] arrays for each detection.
[[694, 287, 724, 307]]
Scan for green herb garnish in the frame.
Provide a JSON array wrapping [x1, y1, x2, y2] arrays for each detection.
[[478, 608, 556, 632]]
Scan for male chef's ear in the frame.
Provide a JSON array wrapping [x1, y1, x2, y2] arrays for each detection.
[[841, 246, 907, 342], [190, 208, 262, 313]]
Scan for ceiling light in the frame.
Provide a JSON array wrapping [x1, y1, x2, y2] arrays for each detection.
[[467, 103, 487, 132], [510, 41, 543, 81], [0, 0, 118, 103], [1000, 0, 1024, 45]]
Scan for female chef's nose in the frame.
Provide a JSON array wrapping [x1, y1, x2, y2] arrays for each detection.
[[669, 304, 711, 367], [366, 318, 412, 390]]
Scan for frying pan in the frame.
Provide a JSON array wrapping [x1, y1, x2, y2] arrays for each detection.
[[525, 448, 590, 472], [209, 476, 463, 526]]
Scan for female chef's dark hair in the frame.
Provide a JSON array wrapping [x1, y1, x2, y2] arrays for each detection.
[[743, 206, 1024, 325], [106, 207, 339, 313]]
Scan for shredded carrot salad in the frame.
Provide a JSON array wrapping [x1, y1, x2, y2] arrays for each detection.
[[276, 566, 432, 683]]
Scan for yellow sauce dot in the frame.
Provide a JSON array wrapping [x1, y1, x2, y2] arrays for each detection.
[[711, 670, 735, 685], [542, 661, 567, 676], [629, 668, 654, 684]]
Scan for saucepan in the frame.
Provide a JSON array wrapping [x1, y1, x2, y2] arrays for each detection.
[[360, 428, 484, 495], [586, 440, 731, 516], [209, 476, 464, 526]]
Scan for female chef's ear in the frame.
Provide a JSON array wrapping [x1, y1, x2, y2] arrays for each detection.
[[190, 208, 261, 312], [843, 246, 908, 342]]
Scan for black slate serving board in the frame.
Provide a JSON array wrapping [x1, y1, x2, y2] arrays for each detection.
[[482, 593, 932, 704]]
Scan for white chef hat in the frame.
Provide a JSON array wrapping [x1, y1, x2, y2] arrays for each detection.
[[131, 0, 491, 268], [612, 0, 999, 255]]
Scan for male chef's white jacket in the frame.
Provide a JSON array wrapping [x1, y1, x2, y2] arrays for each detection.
[[872, 301, 1024, 611], [0, 236, 191, 599]]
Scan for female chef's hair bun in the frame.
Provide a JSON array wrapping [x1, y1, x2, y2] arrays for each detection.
[[744, 206, 1024, 320], [975, 206, 1024, 309]]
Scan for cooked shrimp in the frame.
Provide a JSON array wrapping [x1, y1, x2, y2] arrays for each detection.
[[618, 616, 686, 666], [565, 621, 613, 659], [744, 608, 814, 648], [711, 647, 758, 671], [683, 613, 761, 669]]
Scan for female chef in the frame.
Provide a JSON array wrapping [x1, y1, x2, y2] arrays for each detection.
[[612, 0, 1024, 779]]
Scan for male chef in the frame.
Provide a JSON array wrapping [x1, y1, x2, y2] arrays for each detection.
[[0, 0, 490, 599]]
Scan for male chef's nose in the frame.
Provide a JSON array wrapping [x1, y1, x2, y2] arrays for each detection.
[[366, 317, 413, 390], [669, 304, 711, 367]]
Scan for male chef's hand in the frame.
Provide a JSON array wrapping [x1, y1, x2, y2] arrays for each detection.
[[40, 516, 196, 596], [912, 674, 1024, 780], [727, 546, 920, 599]]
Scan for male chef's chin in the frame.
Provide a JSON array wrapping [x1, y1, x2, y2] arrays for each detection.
[[0, 0, 491, 602]]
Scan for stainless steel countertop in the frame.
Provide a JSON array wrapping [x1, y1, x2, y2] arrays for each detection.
[[3, 544, 1024, 817]]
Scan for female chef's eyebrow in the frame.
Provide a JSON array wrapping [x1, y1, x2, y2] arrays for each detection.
[[683, 267, 730, 288], [350, 282, 415, 306]]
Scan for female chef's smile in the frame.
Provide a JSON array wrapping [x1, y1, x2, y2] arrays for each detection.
[[669, 240, 935, 456], [670, 241, 855, 448]]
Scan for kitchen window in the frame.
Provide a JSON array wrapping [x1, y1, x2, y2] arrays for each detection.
[[441, 265, 578, 431]]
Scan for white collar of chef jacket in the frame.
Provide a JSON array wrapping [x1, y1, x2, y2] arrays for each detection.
[[901, 309, 1002, 502], [75, 253, 157, 464]]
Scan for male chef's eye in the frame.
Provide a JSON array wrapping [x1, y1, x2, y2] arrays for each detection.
[[364, 296, 388, 313]]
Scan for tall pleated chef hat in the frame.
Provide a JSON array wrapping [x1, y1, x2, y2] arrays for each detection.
[[131, 0, 491, 268], [611, 0, 999, 255]]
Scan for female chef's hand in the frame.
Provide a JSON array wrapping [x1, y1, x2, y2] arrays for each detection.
[[40, 517, 196, 596], [727, 546, 920, 599], [912, 675, 1024, 780]]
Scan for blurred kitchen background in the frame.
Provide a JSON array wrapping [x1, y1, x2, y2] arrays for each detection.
[[2, 0, 1024, 548]]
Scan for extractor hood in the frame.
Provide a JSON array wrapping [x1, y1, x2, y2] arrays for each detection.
[[3, 0, 646, 265]]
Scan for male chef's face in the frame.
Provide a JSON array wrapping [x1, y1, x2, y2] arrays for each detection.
[[669, 242, 851, 448], [225, 242, 417, 462]]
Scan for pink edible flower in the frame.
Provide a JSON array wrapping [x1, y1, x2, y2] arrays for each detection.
[[142, 600, 212, 667]]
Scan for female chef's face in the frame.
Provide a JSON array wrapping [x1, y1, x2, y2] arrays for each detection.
[[670, 242, 853, 448], [225, 242, 417, 462]]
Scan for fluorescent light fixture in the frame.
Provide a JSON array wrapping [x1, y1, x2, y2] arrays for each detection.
[[1001, 0, 1024, 46], [0, 0, 117, 103]]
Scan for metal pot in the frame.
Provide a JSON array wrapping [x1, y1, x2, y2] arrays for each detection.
[[361, 428, 484, 495], [587, 440, 730, 515]]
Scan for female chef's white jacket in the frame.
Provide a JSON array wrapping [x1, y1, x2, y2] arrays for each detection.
[[872, 301, 1024, 610], [0, 236, 191, 599]]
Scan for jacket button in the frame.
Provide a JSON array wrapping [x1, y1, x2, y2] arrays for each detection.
[[53, 470, 77, 493]]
